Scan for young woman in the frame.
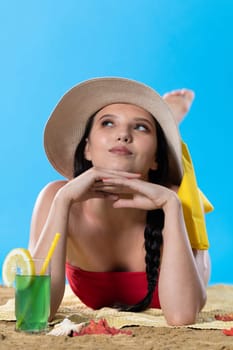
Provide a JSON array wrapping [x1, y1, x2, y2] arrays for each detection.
[[28, 77, 211, 326]]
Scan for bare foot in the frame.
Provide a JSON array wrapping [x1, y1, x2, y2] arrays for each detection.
[[163, 89, 195, 124]]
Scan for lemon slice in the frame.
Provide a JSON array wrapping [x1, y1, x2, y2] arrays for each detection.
[[2, 248, 35, 287]]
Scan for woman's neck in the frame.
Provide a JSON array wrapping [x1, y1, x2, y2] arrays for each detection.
[[82, 198, 146, 230]]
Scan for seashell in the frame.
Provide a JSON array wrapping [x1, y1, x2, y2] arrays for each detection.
[[47, 318, 85, 336]]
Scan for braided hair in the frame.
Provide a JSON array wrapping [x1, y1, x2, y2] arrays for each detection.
[[73, 112, 177, 312]]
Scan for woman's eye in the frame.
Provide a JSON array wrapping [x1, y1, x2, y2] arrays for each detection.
[[135, 124, 149, 132], [102, 120, 114, 127]]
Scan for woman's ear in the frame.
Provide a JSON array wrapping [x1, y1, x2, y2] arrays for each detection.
[[84, 138, 92, 161]]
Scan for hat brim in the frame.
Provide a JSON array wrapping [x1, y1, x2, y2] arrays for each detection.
[[44, 77, 183, 181]]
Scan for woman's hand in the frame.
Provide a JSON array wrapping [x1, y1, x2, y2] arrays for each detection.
[[57, 167, 141, 206], [94, 177, 180, 211]]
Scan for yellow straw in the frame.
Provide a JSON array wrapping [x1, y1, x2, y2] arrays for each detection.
[[40, 233, 61, 275]]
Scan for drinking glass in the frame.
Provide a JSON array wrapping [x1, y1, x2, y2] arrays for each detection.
[[15, 258, 51, 333]]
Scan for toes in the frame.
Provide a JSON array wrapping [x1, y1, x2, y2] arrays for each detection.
[[180, 89, 195, 102]]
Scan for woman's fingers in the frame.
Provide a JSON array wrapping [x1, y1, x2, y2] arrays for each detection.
[[91, 170, 143, 195], [101, 177, 150, 194], [92, 182, 132, 194], [66, 167, 140, 202], [90, 186, 119, 199], [100, 177, 175, 210]]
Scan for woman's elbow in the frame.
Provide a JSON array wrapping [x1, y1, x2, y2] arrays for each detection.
[[165, 295, 207, 326], [165, 311, 198, 326]]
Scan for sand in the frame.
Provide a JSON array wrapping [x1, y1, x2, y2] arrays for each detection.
[[1, 285, 233, 350]]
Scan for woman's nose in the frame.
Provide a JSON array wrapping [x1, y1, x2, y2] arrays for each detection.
[[117, 131, 132, 143]]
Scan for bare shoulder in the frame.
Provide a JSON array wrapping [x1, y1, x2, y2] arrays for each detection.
[[35, 180, 68, 206], [42, 180, 68, 194], [30, 180, 69, 233]]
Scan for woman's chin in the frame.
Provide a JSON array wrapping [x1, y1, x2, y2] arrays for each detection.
[[106, 164, 136, 173]]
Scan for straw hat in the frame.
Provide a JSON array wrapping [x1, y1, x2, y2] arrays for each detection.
[[44, 77, 183, 181]]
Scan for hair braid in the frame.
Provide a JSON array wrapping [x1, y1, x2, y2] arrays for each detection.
[[120, 209, 164, 312]]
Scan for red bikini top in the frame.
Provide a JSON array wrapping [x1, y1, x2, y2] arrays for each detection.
[[66, 262, 161, 310]]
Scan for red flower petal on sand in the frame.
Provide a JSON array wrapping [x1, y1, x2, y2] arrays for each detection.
[[73, 319, 132, 336], [215, 314, 233, 321], [223, 328, 233, 336]]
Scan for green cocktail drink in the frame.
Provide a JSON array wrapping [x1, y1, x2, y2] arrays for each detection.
[[2, 236, 60, 333], [15, 272, 50, 332]]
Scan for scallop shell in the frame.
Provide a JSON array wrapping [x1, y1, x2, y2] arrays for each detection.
[[47, 318, 85, 336]]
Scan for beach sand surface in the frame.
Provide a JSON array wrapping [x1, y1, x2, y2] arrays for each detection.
[[1, 285, 233, 350]]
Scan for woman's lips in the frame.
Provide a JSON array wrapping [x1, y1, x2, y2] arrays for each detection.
[[109, 146, 132, 155]]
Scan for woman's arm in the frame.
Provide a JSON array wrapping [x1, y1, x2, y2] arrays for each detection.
[[100, 177, 207, 325], [29, 168, 141, 320], [28, 180, 70, 320], [158, 196, 207, 326]]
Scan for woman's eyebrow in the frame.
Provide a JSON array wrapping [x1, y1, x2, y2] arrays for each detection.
[[98, 114, 117, 120]]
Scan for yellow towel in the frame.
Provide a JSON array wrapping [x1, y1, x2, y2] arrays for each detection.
[[177, 142, 214, 250]]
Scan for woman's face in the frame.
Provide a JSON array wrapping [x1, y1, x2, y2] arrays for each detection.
[[84, 103, 158, 178]]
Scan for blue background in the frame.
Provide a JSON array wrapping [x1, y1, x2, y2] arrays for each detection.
[[0, 0, 232, 284]]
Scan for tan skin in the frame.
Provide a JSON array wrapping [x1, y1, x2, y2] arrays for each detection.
[[29, 90, 210, 326]]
